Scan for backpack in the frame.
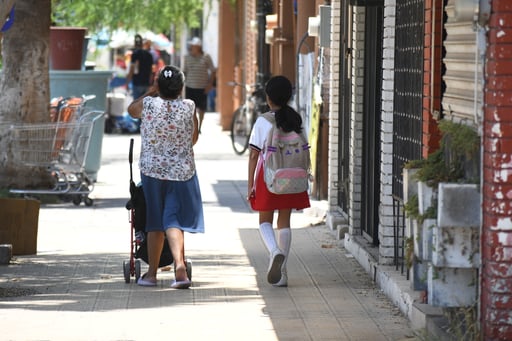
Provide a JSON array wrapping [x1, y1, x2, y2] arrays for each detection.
[[261, 112, 311, 194]]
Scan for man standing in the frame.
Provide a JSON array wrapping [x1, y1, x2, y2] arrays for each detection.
[[183, 37, 216, 132], [126, 34, 154, 100]]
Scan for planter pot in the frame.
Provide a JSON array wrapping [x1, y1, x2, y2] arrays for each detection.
[[0, 198, 40, 255], [433, 183, 480, 268], [422, 219, 435, 261], [413, 219, 422, 258], [428, 265, 477, 307], [412, 218, 435, 261], [432, 225, 480, 268], [403, 168, 419, 244], [418, 181, 434, 215], [438, 183, 480, 228], [403, 168, 419, 203], [50, 27, 87, 70], [411, 258, 428, 291]]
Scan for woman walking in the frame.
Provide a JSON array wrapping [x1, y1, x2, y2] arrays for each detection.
[[247, 75, 310, 287], [128, 65, 204, 289]]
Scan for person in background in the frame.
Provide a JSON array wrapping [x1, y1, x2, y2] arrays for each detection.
[[143, 38, 160, 84], [247, 75, 310, 287], [126, 34, 154, 100], [183, 37, 216, 132], [128, 65, 204, 289]]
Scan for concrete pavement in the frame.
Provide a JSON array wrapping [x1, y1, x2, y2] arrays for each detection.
[[0, 113, 417, 340]]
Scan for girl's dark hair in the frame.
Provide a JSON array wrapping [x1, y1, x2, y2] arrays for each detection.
[[158, 65, 185, 99], [265, 75, 302, 133]]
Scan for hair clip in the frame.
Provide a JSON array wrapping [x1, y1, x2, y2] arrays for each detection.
[[163, 70, 173, 78]]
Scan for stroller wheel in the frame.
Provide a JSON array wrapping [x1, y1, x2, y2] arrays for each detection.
[[72, 196, 82, 206], [123, 261, 131, 283], [84, 197, 93, 206], [135, 260, 141, 281]]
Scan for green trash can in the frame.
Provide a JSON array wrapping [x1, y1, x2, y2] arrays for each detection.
[[80, 110, 106, 182]]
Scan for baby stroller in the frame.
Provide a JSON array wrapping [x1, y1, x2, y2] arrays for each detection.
[[123, 138, 192, 283]]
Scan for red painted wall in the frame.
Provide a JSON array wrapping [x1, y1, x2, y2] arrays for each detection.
[[422, 0, 442, 158], [482, 0, 512, 339]]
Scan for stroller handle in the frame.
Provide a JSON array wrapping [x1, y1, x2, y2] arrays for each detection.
[[129, 138, 134, 164], [129, 138, 134, 181]]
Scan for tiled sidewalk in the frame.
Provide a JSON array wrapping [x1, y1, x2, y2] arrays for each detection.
[[0, 113, 416, 340]]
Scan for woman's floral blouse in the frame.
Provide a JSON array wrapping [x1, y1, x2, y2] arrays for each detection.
[[139, 96, 196, 181]]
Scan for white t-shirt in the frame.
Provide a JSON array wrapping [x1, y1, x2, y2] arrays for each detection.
[[248, 113, 274, 154]]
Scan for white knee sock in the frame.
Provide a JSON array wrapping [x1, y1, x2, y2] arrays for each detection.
[[273, 228, 291, 286], [277, 228, 291, 271], [259, 222, 278, 253]]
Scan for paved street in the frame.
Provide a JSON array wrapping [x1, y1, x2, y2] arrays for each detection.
[[0, 113, 417, 340]]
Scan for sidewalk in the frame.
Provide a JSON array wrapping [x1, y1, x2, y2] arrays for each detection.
[[0, 113, 417, 341]]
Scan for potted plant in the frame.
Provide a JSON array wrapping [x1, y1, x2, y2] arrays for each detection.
[[403, 119, 480, 307]]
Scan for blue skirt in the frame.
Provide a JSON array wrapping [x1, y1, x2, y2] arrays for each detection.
[[141, 173, 205, 234]]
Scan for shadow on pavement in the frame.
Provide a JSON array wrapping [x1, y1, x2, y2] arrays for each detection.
[[210, 179, 251, 213], [0, 252, 259, 312], [237, 225, 414, 340]]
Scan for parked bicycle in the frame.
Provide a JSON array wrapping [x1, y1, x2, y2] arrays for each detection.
[[229, 81, 268, 155]]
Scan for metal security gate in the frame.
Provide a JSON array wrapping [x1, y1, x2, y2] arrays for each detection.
[[337, 0, 352, 213], [361, 4, 384, 245], [392, 0, 424, 269]]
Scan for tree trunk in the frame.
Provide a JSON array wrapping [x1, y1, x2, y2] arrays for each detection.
[[0, 0, 51, 188]]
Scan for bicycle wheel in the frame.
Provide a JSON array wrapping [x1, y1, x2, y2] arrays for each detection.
[[230, 106, 251, 155]]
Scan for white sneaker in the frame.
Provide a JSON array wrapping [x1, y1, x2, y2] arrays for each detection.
[[273, 272, 288, 287], [267, 249, 285, 284]]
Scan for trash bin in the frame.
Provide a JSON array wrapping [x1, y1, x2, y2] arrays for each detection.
[[50, 27, 87, 70], [50, 70, 112, 113], [80, 111, 106, 182]]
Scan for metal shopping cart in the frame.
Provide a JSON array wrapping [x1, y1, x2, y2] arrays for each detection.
[[50, 94, 97, 124], [8, 111, 102, 206]]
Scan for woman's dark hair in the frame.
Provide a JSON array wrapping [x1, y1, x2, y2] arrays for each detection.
[[265, 75, 302, 133], [157, 65, 185, 99]]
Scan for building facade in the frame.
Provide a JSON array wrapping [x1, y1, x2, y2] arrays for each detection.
[[218, 0, 512, 338]]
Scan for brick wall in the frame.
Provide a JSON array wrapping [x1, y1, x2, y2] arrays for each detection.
[[349, 6, 365, 234], [378, 0, 396, 263], [481, 0, 512, 339], [328, 0, 341, 213]]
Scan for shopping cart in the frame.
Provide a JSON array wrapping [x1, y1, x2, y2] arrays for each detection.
[[8, 111, 101, 206], [50, 94, 97, 123]]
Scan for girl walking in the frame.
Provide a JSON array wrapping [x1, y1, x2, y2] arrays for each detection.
[[247, 75, 310, 287]]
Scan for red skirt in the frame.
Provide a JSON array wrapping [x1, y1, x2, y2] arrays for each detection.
[[250, 163, 310, 211]]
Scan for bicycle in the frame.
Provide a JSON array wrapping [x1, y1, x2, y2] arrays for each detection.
[[229, 81, 268, 155]]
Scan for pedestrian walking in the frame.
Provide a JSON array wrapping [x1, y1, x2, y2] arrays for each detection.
[[126, 34, 154, 100], [183, 37, 216, 132], [247, 75, 311, 287], [128, 65, 205, 289]]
